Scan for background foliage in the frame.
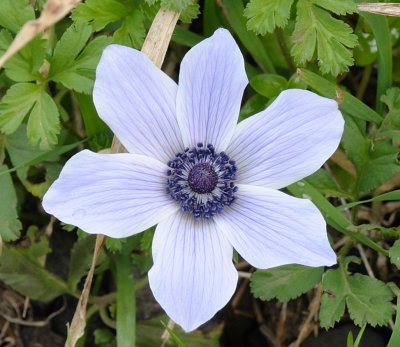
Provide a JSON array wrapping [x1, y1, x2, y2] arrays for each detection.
[[0, 0, 400, 346]]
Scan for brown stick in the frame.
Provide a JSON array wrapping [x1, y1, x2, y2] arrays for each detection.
[[357, 3, 400, 16], [0, 0, 83, 70]]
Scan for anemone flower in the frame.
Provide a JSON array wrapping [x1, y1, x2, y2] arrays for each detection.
[[42, 28, 344, 332]]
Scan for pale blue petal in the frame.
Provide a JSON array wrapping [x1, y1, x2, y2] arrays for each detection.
[[214, 184, 336, 268], [149, 212, 238, 332], [176, 28, 248, 152], [42, 150, 178, 238], [93, 45, 184, 163], [227, 89, 344, 189]]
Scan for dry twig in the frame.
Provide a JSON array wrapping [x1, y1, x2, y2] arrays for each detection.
[[0, 0, 83, 70], [357, 3, 400, 16]]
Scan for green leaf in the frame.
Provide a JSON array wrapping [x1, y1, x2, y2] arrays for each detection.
[[389, 240, 400, 270], [305, 169, 353, 199], [0, 165, 22, 241], [172, 26, 202, 47], [358, 11, 392, 114], [0, 245, 68, 301], [0, 30, 46, 82], [68, 236, 98, 291], [342, 115, 400, 193], [378, 88, 400, 144], [115, 252, 136, 347], [3, 135, 84, 177], [72, 0, 147, 48], [315, 0, 357, 15], [250, 74, 287, 98], [0, 83, 60, 149], [320, 258, 394, 328], [244, 0, 294, 35], [250, 265, 324, 302], [297, 69, 382, 123], [3, 125, 78, 198], [357, 141, 400, 192], [339, 189, 400, 210], [72, 0, 128, 31], [105, 238, 126, 253], [287, 181, 389, 256], [49, 22, 112, 94], [291, 0, 358, 76], [387, 291, 400, 347], [0, 83, 39, 134], [161, 0, 193, 12], [161, 322, 188, 347], [0, 0, 35, 33], [179, 3, 200, 24], [27, 88, 60, 149], [137, 315, 220, 347], [112, 9, 146, 47], [221, 0, 276, 73]]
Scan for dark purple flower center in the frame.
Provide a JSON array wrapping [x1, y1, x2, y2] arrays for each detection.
[[166, 143, 237, 219], [188, 163, 218, 194]]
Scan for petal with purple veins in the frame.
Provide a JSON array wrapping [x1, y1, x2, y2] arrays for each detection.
[[94, 45, 184, 163], [214, 184, 337, 269], [42, 150, 178, 238], [176, 28, 248, 152], [227, 89, 344, 189], [149, 212, 238, 332]]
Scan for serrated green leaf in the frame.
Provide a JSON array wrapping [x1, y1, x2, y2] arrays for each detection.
[[72, 0, 147, 48], [113, 10, 146, 47], [320, 259, 394, 328], [314, 0, 357, 15], [0, 84, 60, 149], [49, 22, 112, 94], [161, 0, 193, 12], [3, 125, 77, 198], [0, 30, 46, 82], [0, 0, 35, 33], [0, 83, 39, 134], [389, 240, 400, 270], [179, 3, 200, 24], [320, 268, 346, 328], [27, 88, 60, 149], [342, 115, 400, 193], [357, 141, 400, 192], [0, 165, 21, 242], [0, 83, 60, 149], [222, 0, 276, 73], [244, 0, 294, 35], [250, 265, 324, 302], [346, 274, 394, 327], [72, 0, 127, 31], [378, 88, 400, 144], [387, 291, 400, 347], [0, 245, 68, 301], [291, 0, 358, 76], [105, 238, 126, 253]]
